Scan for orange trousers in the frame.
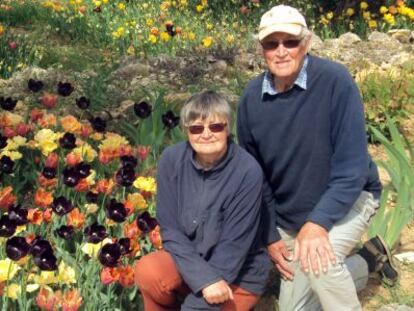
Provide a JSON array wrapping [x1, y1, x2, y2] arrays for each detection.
[[134, 250, 260, 311]]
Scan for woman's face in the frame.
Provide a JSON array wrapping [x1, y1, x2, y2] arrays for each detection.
[[187, 115, 229, 162]]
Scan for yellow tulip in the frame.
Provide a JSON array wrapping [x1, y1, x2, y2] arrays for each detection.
[[0, 258, 21, 282]]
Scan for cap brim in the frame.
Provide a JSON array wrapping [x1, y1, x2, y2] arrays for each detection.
[[258, 24, 303, 41]]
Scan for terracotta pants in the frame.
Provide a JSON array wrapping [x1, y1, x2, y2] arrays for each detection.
[[134, 250, 260, 311]]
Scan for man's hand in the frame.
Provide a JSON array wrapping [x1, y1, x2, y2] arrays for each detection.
[[293, 222, 337, 275], [267, 240, 294, 280], [201, 280, 233, 305]]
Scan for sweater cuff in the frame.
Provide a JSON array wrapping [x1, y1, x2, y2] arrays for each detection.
[[265, 226, 282, 245], [306, 214, 334, 232]]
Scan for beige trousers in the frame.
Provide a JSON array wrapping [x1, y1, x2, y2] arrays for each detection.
[[278, 191, 379, 311]]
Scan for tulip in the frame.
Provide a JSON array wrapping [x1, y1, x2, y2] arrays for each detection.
[[93, 6, 102, 13], [27, 79, 44, 92], [118, 238, 132, 255], [74, 162, 91, 178], [0, 135, 7, 149], [30, 238, 53, 257], [8, 41, 17, 49], [0, 215, 16, 237], [59, 132, 76, 150], [165, 23, 176, 37], [3, 127, 16, 138], [42, 167, 57, 179], [105, 199, 127, 223], [55, 225, 75, 240], [118, 265, 135, 288], [33, 250, 58, 271], [161, 110, 180, 129], [85, 191, 98, 203], [6, 237, 30, 261], [98, 243, 121, 267], [89, 117, 106, 133], [0, 97, 17, 111], [62, 167, 81, 187], [84, 223, 107, 244], [41, 93, 58, 109], [16, 123, 31, 136], [115, 166, 136, 187], [136, 211, 158, 233], [36, 287, 57, 311], [0, 156, 14, 174], [51, 196, 75, 216], [133, 101, 152, 119], [100, 267, 119, 285], [120, 155, 138, 169], [8, 205, 28, 225], [75, 96, 90, 110], [57, 82, 74, 97]]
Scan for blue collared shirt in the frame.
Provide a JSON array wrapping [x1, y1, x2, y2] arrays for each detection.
[[262, 55, 309, 98]]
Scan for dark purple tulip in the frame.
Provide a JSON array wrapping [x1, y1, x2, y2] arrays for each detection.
[[166, 24, 176, 37], [0, 135, 7, 149], [28, 79, 44, 92], [105, 199, 127, 223], [74, 162, 91, 178], [84, 223, 107, 244], [86, 191, 98, 203], [57, 82, 74, 97], [161, 110, 180, 129], [89, 117, 106, 133], [30, 238, 53, 257], [75, 96, 90, 110], [0, 156, 14, 174], [8, 205, 28, 225], [134, 101, 152, 119], [62, 167, 81, 187], [93, 6, 102, 13], [55, 225, 75, 240], [6, 237, 30, 261], [51, 196, 74, 216], [42, 167, 56, 179], [118, 238, 131, 255], [0, 97, 18, 111], [120, 155, 137, 169], [98, 243, 121, 267], [59, 132, 76, 150], [0, 214, 17, 237], [115, 166, 136, 187], [136, 211, 158, 233], [33, 250, 58, 271]]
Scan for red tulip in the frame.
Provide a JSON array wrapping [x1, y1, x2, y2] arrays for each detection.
[[41, 93, 58, 109], [8, 41, 17, 50]]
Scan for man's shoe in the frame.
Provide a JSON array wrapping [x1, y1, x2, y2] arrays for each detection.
[[364, 235, 399, 286]]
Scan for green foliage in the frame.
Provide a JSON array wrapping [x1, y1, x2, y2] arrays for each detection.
[[368, 116, 414, 249]]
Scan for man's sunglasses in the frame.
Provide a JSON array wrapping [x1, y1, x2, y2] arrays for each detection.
[[187, 123, 227, 135], [261, 39, 302, 50]]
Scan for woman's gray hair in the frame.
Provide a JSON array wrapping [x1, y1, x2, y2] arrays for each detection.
[[180, 91, 232, 129]]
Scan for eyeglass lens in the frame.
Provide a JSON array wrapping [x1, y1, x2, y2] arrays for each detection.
[[188, 123, 226, 134], [261, 39, 301, 50]]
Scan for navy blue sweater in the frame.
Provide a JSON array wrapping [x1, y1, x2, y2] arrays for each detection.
[[237, 55, 381, 244], [156, 140, 270, 309]]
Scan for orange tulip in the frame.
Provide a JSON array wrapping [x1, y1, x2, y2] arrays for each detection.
[[0, 186, 16, 209], [100, 267, 119, 285], [149, 226, 163, 249], [60, 289, 83, 311], [30, 108, 44, 122], [123, 221, 140, 239], [118, 265, 135, 288], [38, 175, 58, 188], [28, 208, 44, 225], [36, 287, 57, 311], [45, 152, 59, 168], [41, 93, 59, 109], [95, 179, 115, 195], [65, 152, 81, 166], [34, 188, 54, 208], [67, 208, 85, 229], [74, 178, 89, 192], [43, 208, 53, 223]]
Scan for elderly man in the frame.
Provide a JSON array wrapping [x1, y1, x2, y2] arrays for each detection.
[[237, 5, 397, 311]]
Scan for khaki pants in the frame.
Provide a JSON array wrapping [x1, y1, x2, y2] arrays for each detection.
[[135, 250, 260, 311], [278, 191, 379, 311]]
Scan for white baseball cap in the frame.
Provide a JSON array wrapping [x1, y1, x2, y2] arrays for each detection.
[[258, 5, 307, 41]]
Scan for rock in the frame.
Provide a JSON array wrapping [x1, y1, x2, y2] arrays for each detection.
[[164, 92, 191, 104], [210, 60, 228, 75], [112, 63, 151, 80], [389, 52, 414, 67], [388, 29, 412, 44], [377, 304, 414, 311], [310, 33, 324, 50], [338, 32, 362, 46], [368, 31, 401, 46]]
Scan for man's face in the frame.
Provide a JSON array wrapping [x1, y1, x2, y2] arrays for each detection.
[[261, 32, 308, 85]]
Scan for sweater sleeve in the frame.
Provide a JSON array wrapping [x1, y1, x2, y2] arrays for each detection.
[[307, 70, 369, 230], [237, 93, 281, 244], [156, 150, 222, 294]]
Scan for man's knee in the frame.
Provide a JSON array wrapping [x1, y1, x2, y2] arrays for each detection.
[[135, 253, 158, 291]]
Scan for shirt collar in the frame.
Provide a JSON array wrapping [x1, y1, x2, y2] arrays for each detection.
[[262, 55, 308, 98]]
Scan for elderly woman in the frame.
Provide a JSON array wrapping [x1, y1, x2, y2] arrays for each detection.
[[135, 91, 270, 310]]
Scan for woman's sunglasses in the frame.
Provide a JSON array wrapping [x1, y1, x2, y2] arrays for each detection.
[[187, 123, 227, 135], [261, 39, 302, 50]]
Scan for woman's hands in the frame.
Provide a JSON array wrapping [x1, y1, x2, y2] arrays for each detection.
[[202, 280, 233, 304]]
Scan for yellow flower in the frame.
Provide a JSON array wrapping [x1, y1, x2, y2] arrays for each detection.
[[368, 20, 377, 28], [196, 4, 204, 12], [5, 284, 20, 300], [160, 31, 170, 42], [146, 18, 154, 27], [186, 31, 196, 41], [34, 129, 59, 156], [226, 34, 235, 43], [117, 3, 125, 10], [142, 3, 149, 9], [93, 0, 101, 6], [326, 11, 334, 20], [60, 115, 82, 133], [363, 11, 371, 20], [383, 13, 396, 25], [100, 133, 128, 150], [33, 271, 58, 285], [81, 238, 112, 258], [85, 203, 99, 214], [85, 169, 96, 185], [379, 6, 388, 14], [103, 0, 108, 3], [0, 258, 21, 282], [202, 36, 213, 48], [201, 0, 208, 5], [206, 23, 213, 30], [133, 176, 157, 193], [1, 151, 22, 161], [180, 0, 188, 7], [127, 193, 147, 209], [160, 1, 171, 11], [4, 136, 26, 151], [127, 45, 135, 55], [0, 24, 5, 36], [148, 34, 158, 44], [73, 143, 97, 162], [320, 16, 329, 25], [360, 2, 368, 10], [112, 26, 125, 39], [58, 261, 76, 284]]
